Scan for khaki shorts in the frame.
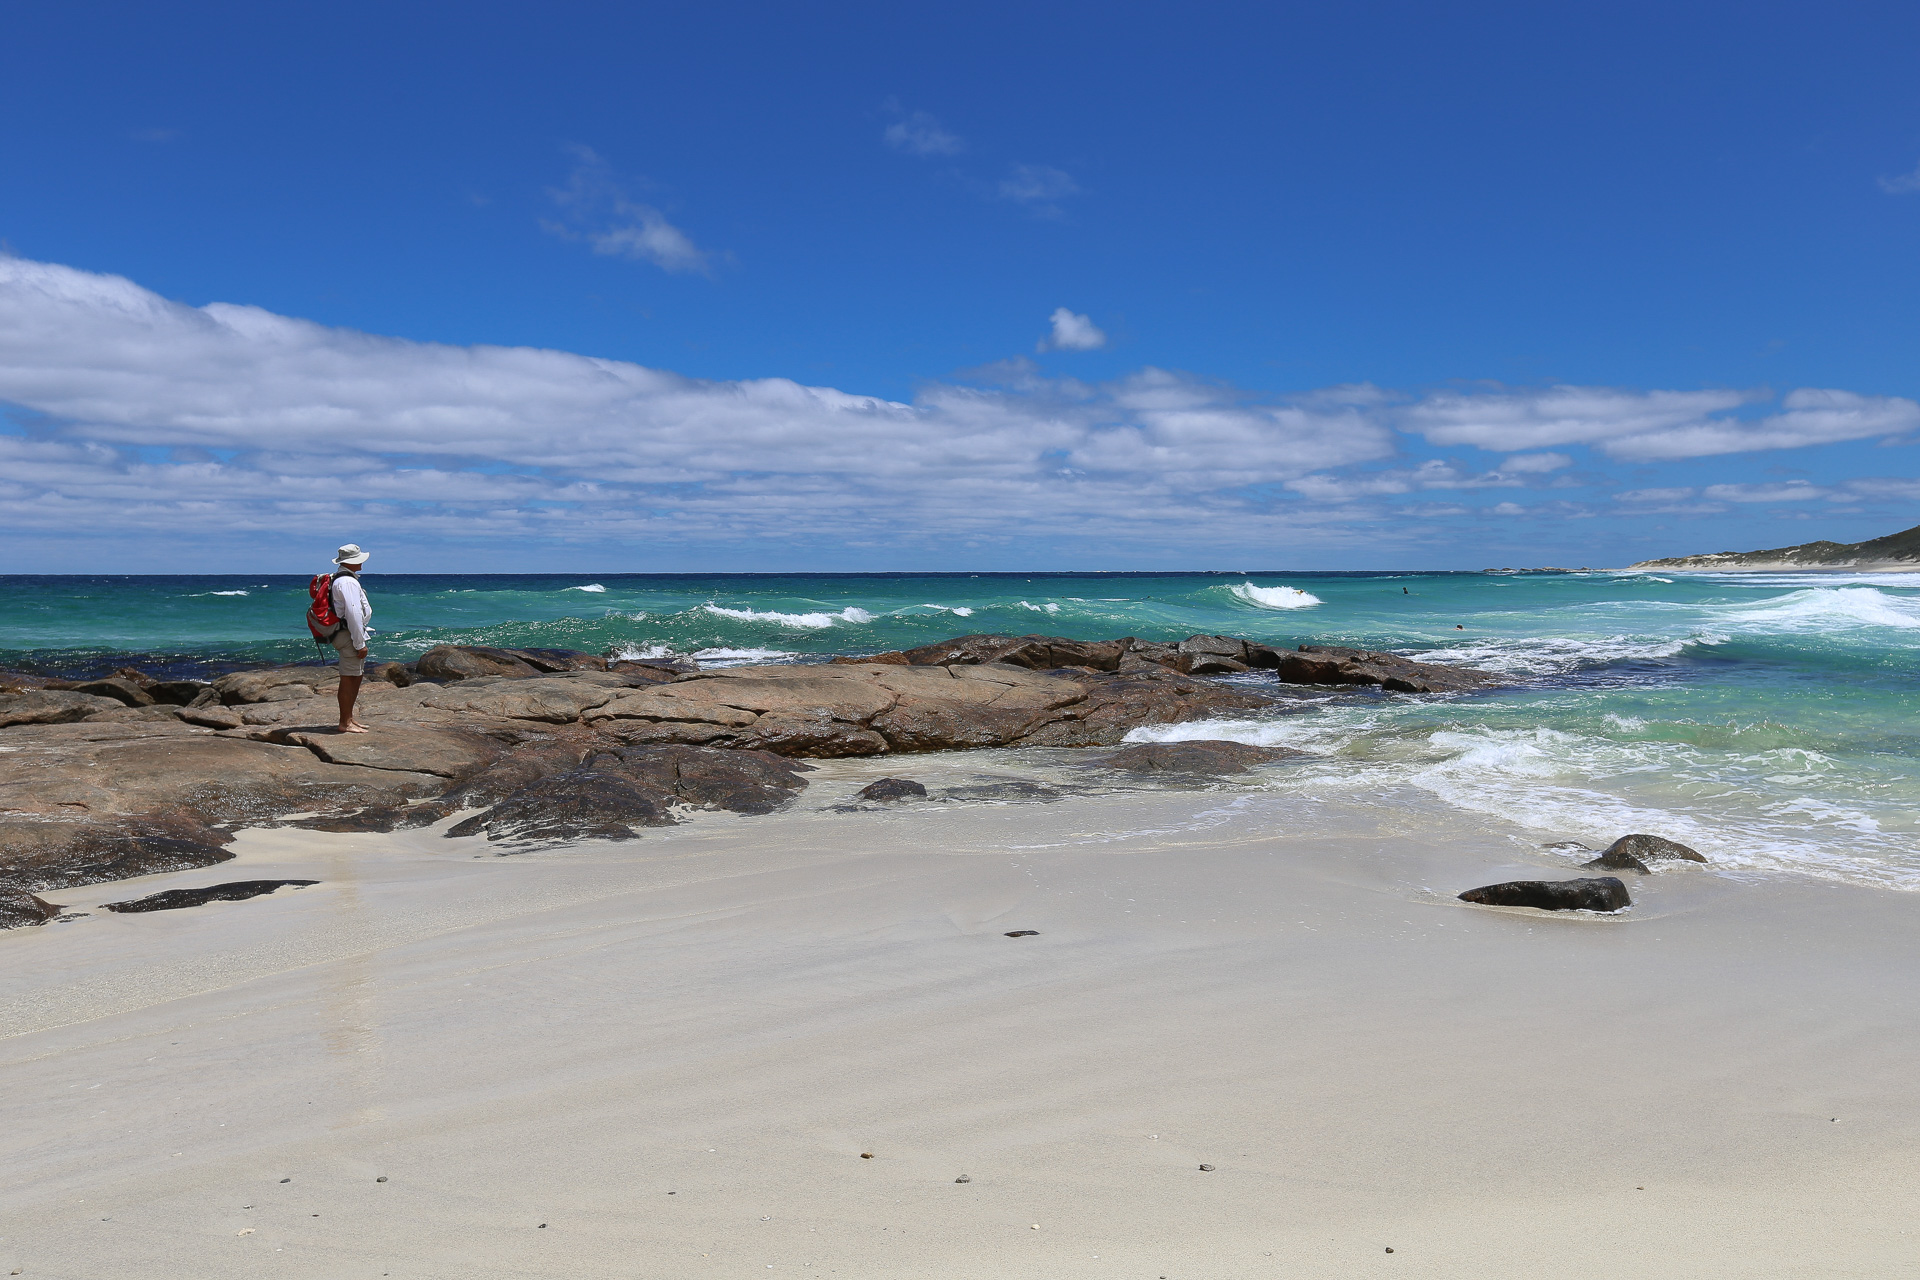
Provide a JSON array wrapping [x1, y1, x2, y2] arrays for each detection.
[[330, 630, 366, 677]]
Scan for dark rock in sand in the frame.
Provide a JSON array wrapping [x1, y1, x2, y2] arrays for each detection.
[[293, 806, 408, 833], [395, 739, 598, 828], [1458, 877, 1631, 912], [940, 781, 1066, 803], [604, 744, 813, 815], [1097, 740, 1310, 775], [0, 807, 238, 893], [444, 745, 812, 845], [1275, 645, 1499, 694], [445, 765, 678, 844], [0, 689, 128, 726], [101, 879, 319, 913], [1584, 833, 1705, 874], [1004, 930, 1039, 937], [0, 887, 65, 929], [857, 777, 928, 802]]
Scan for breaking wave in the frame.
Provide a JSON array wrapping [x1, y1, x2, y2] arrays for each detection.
[[1701, 587, 1920, 634], [563, 583, 607, 593], [699, 604, 875, 630], [1226, 582, 1322, 610]]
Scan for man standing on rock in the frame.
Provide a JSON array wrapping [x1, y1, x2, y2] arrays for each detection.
[[329, 544, 374, 733]]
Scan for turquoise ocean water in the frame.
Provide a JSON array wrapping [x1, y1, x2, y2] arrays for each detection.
[[3, 569, 1916, 889]]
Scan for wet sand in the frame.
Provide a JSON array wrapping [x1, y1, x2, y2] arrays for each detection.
[[3, 757, 1917, 1278]]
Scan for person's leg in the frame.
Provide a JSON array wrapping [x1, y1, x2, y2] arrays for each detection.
[[336, 673, 365, 731], [332, 632, 370, 731]]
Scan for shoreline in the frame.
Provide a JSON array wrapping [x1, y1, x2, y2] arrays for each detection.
[[1628, 560, 1920, 573], [5, 775, 1918, 1277]]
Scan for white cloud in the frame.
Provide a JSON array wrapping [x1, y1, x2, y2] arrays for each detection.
[[4, 257, 1912, 566], [1842, 477, 1920, 501], [884, 110, 963, 156], [1038, 308, 1106, 352], [0, 258, 1395, 557], [1285, 458, 1538, 503], [1701, 482, 1832, 502], [544, 146, 710, 275], [1400, 384, 1919, 458], [999, 164, 1078, 214], [1498, 451, 1572, 473], [1878, 161, 1920, 194]]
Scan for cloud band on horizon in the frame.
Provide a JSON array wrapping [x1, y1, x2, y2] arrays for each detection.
[[0, 257, 1914, 564]]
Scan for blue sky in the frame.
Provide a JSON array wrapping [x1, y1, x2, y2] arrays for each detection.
[[2, 1, 1918, 571]]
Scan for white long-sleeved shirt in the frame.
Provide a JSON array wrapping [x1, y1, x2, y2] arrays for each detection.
[[330, 572, 373, 650]]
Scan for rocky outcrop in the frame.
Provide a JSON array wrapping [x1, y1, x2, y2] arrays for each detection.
[[70, 676, 157, 707], [1458, 877, 1632, 912], [1583, 833, 1706, 873], [0, 637, 1492, 897], [101, 879, 319, 913], [0, 689, 127, 726], [1273, 646, 1500, 694], [416, 645, 607, 682], [860, 632, 1499, 693], [1632, 521, 1920, 571], [1, 887, 66, 929], [583, 660, 1275, 756], [1097, 740, 1310, 775]]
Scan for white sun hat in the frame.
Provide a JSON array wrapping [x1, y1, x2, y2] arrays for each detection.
[[333, 543, 371, 566]]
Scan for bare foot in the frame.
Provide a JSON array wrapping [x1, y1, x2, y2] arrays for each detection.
[[337, 723, 369, 734], [348, 718, 370, 731]]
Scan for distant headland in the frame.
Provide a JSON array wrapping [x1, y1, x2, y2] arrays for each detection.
[[1631, 521, 1920, 571]]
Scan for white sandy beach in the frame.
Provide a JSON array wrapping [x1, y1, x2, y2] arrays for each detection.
[[3, 756, 1917, 1279]]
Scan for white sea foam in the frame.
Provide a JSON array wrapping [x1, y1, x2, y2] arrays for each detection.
[[1017, 600, 1061, 613], [610, 643, 673, 661], [1411, 633, 1714, 676], [1125, 714, 1920, 890], [190, 589, 249, 597], [691, 646, 798, 666], [900, 604, 974, 617], [700, 605, 874, 629], [563, 583, 607, 593], [1226, 582, 1322, 610]]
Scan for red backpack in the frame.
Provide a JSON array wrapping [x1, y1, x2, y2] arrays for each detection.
[[307, 574, 343, 643]]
